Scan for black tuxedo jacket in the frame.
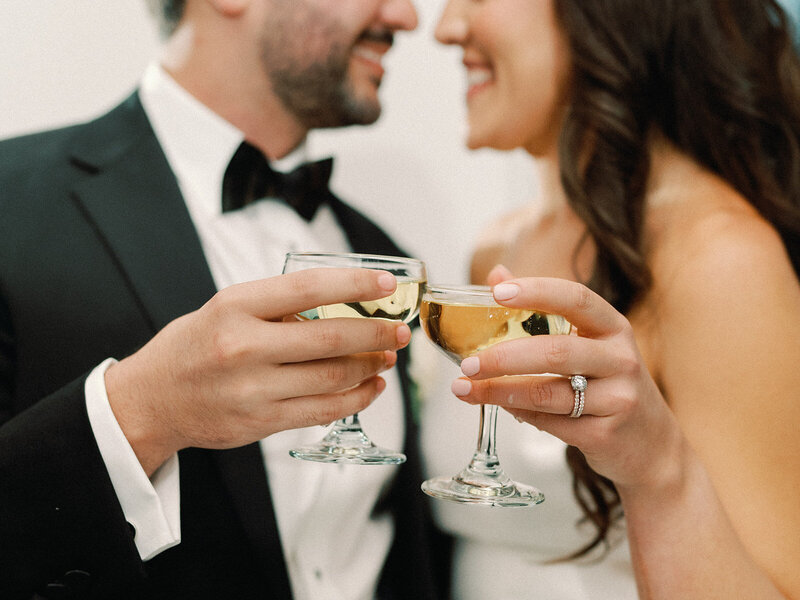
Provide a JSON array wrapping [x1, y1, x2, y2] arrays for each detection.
[[0, 94, 449, 599]]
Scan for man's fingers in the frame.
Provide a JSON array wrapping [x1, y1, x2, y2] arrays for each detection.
[[278, 376, 387, 429], [263, 318, 410, 363], [269, 352, 396, 398], [215, 268, 397, 321]]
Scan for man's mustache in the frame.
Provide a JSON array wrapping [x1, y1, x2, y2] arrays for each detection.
[[358, 29, 394, 47]]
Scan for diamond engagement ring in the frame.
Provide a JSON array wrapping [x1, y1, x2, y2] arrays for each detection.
[[569, 375, 587, 418]]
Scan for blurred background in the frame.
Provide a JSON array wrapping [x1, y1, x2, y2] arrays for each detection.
[[0, 0, 537, 284]]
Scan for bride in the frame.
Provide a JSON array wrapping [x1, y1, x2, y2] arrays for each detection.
[[420, 0, 800, 598]]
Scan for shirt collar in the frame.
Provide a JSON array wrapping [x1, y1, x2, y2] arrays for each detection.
[[138, 63, 309, 216]]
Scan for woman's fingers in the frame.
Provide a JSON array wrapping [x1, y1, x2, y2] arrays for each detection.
[[492, 277, 629, 339], [452, 373, 617, 417], [503, 406, 602, 448], [486, 264, 514, 286], [461, 334, 619, 380]]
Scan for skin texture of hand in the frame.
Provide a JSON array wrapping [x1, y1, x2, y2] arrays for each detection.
[[452, 272, 681, 490], [105, 268, 411, 476]]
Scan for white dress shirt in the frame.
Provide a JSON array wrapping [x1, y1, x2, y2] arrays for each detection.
[[85, 64, 405, 600]]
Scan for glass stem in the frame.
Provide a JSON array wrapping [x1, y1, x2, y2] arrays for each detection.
[[468, 404, 502, 476], [333, 413, 362, 432]]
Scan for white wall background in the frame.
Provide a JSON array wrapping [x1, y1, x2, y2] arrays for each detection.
[[0, 0, 537, 283]]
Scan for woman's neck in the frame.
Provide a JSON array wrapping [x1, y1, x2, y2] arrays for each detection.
[[534, 149, 570, 214]]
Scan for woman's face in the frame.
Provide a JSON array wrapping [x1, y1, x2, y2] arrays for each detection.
[[435, 0, 571, 156]]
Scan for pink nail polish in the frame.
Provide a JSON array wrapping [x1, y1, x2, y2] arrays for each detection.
[[461, 356, 480, 376], [451, 379, 472, 397], [493, 283, 519, 301], [378, 273, 396, 292]]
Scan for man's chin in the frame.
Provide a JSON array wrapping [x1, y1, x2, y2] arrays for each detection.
[[336, 87, 383, 126]]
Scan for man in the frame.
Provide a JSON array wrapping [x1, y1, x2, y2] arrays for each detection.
[[0, 0, 449, 598]]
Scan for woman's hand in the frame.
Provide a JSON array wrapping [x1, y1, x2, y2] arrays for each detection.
[[451, 269, 684, 491]]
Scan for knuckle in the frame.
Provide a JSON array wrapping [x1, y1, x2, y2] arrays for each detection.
[[613, 380, 639, 413], [575, 283, 594, 311], [317, 402, 342, 425], [204, 289, 235, 323], [372, 322, 393, 350], [350, 267, 369, 294], [488, 343, 512, 372], [298, 407, 325, 427], [313, 325, 344, 354], [613, 312, 635, 338], [322, 361, 349, 389], [525, 378, 557, 410], [543, 336, 571, 372], [210, 327, 246, 366], [288, 271, 317, 307], [616, 351, 640, 378], [482, 379, 503, 404]]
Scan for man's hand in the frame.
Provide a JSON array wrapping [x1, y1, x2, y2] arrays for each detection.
[[105, 268, 410, 476]]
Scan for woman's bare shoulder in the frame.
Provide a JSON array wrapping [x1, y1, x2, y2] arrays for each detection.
[[652, 187, 795, 303]]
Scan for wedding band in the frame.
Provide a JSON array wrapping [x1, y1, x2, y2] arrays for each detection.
[[569, 375, 587, 418]]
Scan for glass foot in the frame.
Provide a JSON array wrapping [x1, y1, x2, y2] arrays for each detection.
[[421, 475, 544, 507], [289, 427, 406, 465], [289, 443, 406, 464]]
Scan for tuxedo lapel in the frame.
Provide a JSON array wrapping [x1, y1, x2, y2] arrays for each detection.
[[69, 94, 217, 332], [327, 195, 404, 257], [68, 94, 287, 587]]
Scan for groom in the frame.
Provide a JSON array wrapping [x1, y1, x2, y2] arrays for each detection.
[[0, 0, 449, 598]]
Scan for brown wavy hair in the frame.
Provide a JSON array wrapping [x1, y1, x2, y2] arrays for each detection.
[[552, 0, 800, 558]]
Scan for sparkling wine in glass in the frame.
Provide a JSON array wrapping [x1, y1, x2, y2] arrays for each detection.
[[283, 251, 426, 465], [419, 284, 571, 506]]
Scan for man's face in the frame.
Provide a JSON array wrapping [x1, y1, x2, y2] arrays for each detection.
[[259, 0, 418, 129]]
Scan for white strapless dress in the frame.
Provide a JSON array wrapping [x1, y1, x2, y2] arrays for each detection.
[[414, 342, 639, 600]]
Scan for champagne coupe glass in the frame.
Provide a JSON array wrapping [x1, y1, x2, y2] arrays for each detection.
[[419, 284, 571, 506], [283, 251, 427, 465]]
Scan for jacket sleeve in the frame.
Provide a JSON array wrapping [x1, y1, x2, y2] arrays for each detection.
[[0, 360, 147, 598]]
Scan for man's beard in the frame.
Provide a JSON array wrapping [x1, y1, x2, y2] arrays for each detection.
[[264, 40, 382, 129]]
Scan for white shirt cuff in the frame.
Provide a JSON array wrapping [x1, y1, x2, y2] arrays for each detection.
[[84, 358, 181, 561]]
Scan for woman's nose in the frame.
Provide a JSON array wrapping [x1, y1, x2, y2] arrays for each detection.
[[434, 0, 469, 45]]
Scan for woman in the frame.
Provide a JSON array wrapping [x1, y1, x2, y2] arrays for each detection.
[[424, 0, 800, 597]]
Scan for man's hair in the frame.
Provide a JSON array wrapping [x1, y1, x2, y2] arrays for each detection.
[[145, 0, 186, 37]]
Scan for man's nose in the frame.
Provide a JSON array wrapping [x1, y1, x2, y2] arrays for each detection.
[[379, 0, 419, 32]]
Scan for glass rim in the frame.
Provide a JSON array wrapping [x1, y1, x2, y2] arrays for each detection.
[[424, 283, 493, 296], [285, 251, 425, 266]]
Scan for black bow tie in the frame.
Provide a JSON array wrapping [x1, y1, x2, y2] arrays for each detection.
[[221, 141, 333, 221]]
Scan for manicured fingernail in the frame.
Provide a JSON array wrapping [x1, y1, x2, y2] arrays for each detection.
[[396, 324, 411, 345], [384, 351, 397, 368], [461, 356, 480, 376], [493, 283, 519, 301], [378, 272, 396, 292], [451, 379, 472, 397]]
